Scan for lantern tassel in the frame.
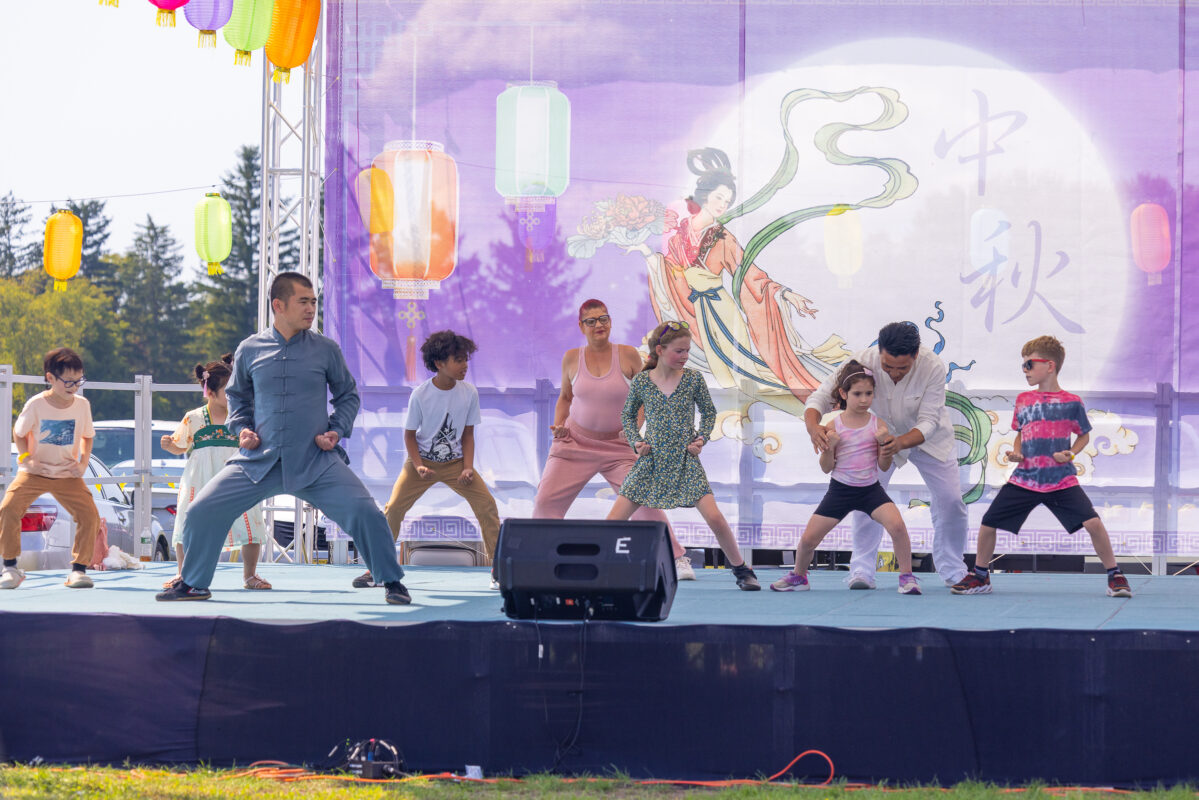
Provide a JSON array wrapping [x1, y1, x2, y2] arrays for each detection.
[[198, 30, 217, 48], [53, 280, 67, 293], [99, 0, 118, 6], [208, 262, 224, 276], [1149, 272, 1163, 286], [155, 8, 176, 26], [272, 67, 292, 84], [233, 50, 252, 66], [405, 334, 417, 383]]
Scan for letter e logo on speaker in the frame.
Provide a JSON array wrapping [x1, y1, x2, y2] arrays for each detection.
[[615, 537, 631, 554]]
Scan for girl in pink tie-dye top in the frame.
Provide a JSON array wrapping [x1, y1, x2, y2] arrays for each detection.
[[770, 360, 922, 595]]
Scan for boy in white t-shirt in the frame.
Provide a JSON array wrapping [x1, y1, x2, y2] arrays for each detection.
[[0, 348, 102, 589], [352, 331, 501, 589]]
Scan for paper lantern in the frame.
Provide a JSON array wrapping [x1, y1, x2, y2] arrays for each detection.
[[195, 193, 233, 276], [1130, 202, 1171, 286], [44, 211, 83, 292], [367, 141, 459, 300], [149, 0, 190, 27], [823, 206, 862, 289], [224, 0, 274, 66], [495, 81, 570, 199], [511, 197, 556, 271], [185, 0, 233, 47], [353, 167, 394, 235], [265, 0, 320, 83]]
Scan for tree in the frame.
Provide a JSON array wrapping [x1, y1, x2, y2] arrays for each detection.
[[0, 272, 113, 410], [117, 217, 192, 418], [0, 192, 31, 278], [188, 145, 300, 361]]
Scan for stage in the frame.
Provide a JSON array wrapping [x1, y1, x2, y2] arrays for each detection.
[[1, 564, 1197, 785]]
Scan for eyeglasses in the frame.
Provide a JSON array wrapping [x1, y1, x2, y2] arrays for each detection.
[[1021, 358, 1052, 371], [55, 376, 86, 389], [581, 315, 611, 327]]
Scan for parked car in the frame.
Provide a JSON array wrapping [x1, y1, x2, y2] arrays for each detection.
[[90, 420, 186, 537], [4, 446, 168, 570]]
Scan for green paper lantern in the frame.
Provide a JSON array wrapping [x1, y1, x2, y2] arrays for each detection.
[[224, 0, 274, 66], [195, 193, 233, 276], [495, 81, 570, 198]]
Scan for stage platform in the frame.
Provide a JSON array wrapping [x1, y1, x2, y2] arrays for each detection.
[[2, 564, 1197, 786]]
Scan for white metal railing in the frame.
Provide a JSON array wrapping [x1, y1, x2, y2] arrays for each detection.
[[0, 366, 317, 564]]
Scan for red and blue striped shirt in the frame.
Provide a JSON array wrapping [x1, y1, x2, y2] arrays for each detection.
[[1009, 390, 1091, 492]]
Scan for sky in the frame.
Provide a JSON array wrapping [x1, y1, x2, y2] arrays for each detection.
[[0, 3, 266, 277]]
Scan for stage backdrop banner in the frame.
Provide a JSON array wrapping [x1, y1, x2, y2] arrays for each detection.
[[323, 0, 1198, 559]]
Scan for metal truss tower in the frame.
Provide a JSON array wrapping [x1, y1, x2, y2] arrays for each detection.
[[258, 16, 325, 564]]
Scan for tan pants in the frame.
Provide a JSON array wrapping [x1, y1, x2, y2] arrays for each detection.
[[384, 459, 500, 558], [0, 472, 101, 565]]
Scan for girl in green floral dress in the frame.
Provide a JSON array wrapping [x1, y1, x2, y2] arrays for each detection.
[[608, 321, 760, 590]]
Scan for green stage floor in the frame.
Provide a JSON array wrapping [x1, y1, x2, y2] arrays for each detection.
[[0, 563, 1193, 630]]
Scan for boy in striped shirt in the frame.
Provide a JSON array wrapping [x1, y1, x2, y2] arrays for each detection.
[[951, 336, 1132, 598]]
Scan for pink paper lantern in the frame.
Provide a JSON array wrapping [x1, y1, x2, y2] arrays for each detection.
[[1130, 203, 1171, 286]]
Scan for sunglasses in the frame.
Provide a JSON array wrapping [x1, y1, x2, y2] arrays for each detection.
[[581, 315, 611, 327], [55, 376, 86, 389], [661, 321, 689, 331], [1021, 358, 1052, 371]]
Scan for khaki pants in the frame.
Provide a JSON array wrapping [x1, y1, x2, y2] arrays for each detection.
[[0, 472, 101, 565], [384, 459, 500, 558]]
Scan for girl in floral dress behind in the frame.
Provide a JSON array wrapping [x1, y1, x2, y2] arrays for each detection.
[[161, 355, 272, 590], [607, 321, 760, 590]]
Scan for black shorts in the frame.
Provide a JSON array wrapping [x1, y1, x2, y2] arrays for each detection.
[[980, 483, 1098, 534], [813, 479, 894, 522]]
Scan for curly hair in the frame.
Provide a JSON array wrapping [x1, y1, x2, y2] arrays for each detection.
[[420, 330, 478, 373]]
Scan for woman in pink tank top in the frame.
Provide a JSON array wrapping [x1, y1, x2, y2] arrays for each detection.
[[531, 300, 693, 578], [770, 360, 922, 595]]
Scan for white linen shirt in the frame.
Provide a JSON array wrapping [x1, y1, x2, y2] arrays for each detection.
[[804, 346, 956, 468]]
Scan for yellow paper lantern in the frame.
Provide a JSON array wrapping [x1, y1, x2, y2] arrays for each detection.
[[44, 210, 83, 292]]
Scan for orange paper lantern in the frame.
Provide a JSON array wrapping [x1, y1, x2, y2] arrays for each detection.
[[367, 141, 459, 300], [265, 0, 321, 84]]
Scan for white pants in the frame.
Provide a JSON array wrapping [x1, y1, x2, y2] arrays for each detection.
[[849, 447, 968, 584]]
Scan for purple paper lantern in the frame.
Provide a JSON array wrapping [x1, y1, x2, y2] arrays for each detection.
[[184, 0, 234, 47]]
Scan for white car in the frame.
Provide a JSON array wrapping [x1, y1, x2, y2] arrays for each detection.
[[4, 446, 167, 570], [90, 420, 186, 538]]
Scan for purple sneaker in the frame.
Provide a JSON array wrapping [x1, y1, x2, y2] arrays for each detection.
[[770, 572, 810, 592], [898, 573, 922, 595]]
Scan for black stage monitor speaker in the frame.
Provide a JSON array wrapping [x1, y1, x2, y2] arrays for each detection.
[[495, 519, 677, 621]]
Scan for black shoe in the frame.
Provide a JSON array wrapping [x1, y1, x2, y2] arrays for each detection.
[[384, 581, 411, 605], [156, 582, 212, 601], [351, 570, 375, 588], [732, 563, 761, 591]]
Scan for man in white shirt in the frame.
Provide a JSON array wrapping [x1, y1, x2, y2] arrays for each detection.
[[804, 322, 968, 588]]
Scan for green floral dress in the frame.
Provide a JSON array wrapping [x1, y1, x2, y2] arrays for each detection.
[[618, 368, 716, 509]]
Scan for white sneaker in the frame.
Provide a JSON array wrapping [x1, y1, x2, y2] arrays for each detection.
[[674, 556, 697, 581], [489, 577, 501, 590], [0, 565, 25, 590], [847, 571, 876, 590], [65, 570, 94, 588]]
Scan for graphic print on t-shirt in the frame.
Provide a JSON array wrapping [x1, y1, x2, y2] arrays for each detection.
[[422, 413, 459, 462], [39, 419, 76, 446]]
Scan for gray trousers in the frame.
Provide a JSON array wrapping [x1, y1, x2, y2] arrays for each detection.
[[180, 460, 403, 589]]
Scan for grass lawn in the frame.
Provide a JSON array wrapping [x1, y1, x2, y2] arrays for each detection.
[[0, 765, 1195, 800]]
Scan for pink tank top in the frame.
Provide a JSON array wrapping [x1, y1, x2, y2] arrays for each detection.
[[570, 347, 631, 433], [831, 413, 880, 487]]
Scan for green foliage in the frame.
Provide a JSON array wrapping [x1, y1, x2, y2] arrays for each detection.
[[0, 191, 32, 278], [0, 272, 112, 412]]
